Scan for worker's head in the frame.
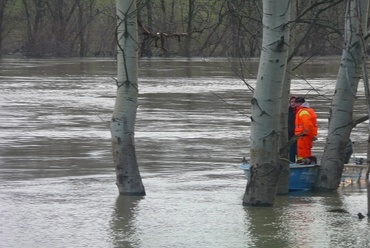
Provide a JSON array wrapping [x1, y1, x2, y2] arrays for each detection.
[[294, 97, 305, 107], [294, 97, 305, 103], [289, 96, 298, 107], [295, 97, 305, 103]]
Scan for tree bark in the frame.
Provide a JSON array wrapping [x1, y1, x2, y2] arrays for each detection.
[[277, 0, 297, 195], [0, 0, 9, 56], [111, 0, 145, 196], [142, 0, 153, 57], [315, 0, 369, 190], [243, 0, 291, 206], [184, 0, 194, 57]]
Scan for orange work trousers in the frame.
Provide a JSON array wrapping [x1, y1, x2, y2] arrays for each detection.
[[297, 136, 313, 159]]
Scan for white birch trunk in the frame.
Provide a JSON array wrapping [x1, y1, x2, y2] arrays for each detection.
[[316, 0, 369, 190], [277, 0, 296, 195], [358, 1, 370, 214], [243, 0, 291, 206], [111, 0, 145, 195]]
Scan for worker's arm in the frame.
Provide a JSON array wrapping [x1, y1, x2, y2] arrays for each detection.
[[300, 112, 316, 138]]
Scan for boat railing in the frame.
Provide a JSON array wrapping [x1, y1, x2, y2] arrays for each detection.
[[342, 164, 368, 182]]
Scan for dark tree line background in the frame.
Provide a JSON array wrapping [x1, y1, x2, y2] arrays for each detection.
[[0, 0, 347, 58]]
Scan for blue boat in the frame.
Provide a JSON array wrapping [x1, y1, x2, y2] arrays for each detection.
[[289, 164, 320, 190], [239, 162, 320, 191]]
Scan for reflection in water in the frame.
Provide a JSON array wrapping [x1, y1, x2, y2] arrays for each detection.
[[243, 189, 370, 248], [244, 206, 291, 247], [110, 195, 144, 248]]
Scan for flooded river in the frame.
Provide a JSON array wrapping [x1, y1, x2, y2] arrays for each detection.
[[0, 57, 369, 248]]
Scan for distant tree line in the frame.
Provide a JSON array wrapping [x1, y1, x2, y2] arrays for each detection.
[[0, 0, 347, 58]]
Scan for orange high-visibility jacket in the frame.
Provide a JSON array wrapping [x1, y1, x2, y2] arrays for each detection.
[[295, 107, 318, 138]]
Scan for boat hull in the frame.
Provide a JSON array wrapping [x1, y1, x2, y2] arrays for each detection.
[[289, 164, 319, 191], [239, 163, 320, 191]]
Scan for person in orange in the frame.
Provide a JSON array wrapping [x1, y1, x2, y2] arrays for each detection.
[[294, 97, 318, 162]]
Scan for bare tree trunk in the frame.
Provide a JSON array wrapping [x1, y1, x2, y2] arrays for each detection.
[[168, 0, 175, 53], [0, 0, 9, 56], [21, 0, 44, 56], [184, 0, 194, 57], [358, 0, 370, 216], [367, 179, 370, 216], [277, 0, 297, 195], [77, 0, 85, 57], [316, 0, 369, 190], [143, 0, 153, 57], [243, 0, 291, 206], [111, 0, 145, 196], [197, 2, 227, 56], [230, 11, 240, 58], [159, 0, 170, 56]]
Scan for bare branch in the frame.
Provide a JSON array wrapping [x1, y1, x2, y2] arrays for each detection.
[[279, 131, 308, 155]]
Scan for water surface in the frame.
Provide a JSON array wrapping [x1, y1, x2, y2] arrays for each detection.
[[0, 57, 369, 248]]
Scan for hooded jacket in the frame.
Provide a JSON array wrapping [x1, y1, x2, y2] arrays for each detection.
[[295, 102, 318, 138]]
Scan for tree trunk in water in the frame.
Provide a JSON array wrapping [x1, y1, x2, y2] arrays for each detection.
[[111, 0, 145, 196], [315, 0, 369, 190], [276, 0, 296, 195], [358, 0, 370, 217], [276, 54, 291, 195], [368, 180, 370, 216], [243, 0, 291, 206]]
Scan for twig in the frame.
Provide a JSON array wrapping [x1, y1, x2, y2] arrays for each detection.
[[211, 91, 250, 118], [279, 130, 308, 155]]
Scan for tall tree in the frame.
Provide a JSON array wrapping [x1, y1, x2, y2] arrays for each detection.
[[138, 0, 153, 57], [21, 0, 45, 56], [74, 0, 98, 57], [184, 0, 194, 57], [277, 0, 297, 195], [111, 0, 145, 196], [243, 0, 291, 206], [0, 0, 9, 55], [316, 0, 369, 190]]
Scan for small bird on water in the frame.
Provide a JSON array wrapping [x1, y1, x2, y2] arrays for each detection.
[[358, 213, 365, 219]]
